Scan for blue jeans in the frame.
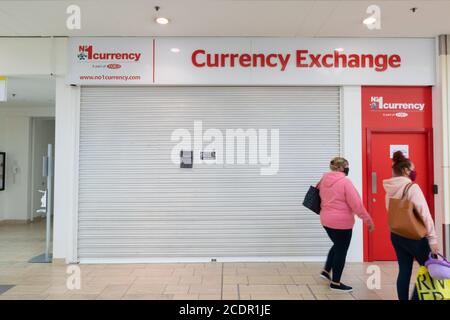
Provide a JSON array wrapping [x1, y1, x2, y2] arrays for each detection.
[[390, 232, 431, 300], [323, 226, 353, 283]]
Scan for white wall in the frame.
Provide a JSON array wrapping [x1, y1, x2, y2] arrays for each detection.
[[0, 116, 31, 220], [437, 35, 450, 257], [53, 77, 79, 262], [433, 38, 445, 253], [446, 36, 450, 257], [0, 105, 54, 221], [0, 38, 67, 76], [341, 86, 364, 262]]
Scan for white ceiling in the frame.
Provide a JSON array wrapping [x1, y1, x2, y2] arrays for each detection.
[[0, 76, 55, 108], [0, 0, 449, 37]]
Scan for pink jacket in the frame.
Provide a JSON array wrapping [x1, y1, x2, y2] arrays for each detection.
[[383, 176, 437, 245], [319, 171, 373, 230]]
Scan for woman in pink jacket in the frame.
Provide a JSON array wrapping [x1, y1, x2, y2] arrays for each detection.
[[383, 151, 438, 300], [319, 157, 375, 293]]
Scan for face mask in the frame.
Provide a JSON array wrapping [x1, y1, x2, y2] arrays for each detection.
[[343, 168, 350, 176], [409, 170, 417, 181]]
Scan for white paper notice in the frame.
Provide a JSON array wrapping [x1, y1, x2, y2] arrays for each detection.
[[0, 77, 6, 102], [390, 145, 409, 159]]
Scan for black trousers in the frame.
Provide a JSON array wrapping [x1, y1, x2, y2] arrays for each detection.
[[323, 226, 353, 283], [390, 232, 431, 300]]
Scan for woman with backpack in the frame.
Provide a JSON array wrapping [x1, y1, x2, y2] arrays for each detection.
[[383, 151, 439, 300]]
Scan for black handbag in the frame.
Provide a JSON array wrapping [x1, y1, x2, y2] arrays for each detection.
[[303, 181, 322, 215]]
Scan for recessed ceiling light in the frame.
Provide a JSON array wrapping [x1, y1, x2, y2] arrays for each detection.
[[170, 48, 180, 53], [156, 17, 169, 25], [363, 16, 377, 25]]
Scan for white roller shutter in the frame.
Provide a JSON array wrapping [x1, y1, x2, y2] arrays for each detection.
[[78, 86, 340, 262]]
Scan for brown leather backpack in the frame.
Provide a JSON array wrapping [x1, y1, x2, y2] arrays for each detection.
[[388, 183, 427, 240]]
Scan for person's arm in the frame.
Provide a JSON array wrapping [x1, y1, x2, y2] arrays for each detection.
[[408, 184, 438, 246], [344, 180, 374, 226]]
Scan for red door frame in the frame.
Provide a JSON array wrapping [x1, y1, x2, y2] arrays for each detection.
[[365, 128, 434, 262]]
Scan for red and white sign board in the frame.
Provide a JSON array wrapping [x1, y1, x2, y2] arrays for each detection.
[[67, 37, 153, 85], [362, 86, 432, 128], [67, 37, 436, 85]]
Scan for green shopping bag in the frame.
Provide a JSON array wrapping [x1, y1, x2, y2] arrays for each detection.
[[415, 266, 450, 300]]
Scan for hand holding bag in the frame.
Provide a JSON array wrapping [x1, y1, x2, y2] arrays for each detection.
[[303, 180, 321, 215], [387, 182, 427, 240], [425, 253, 450, 280]]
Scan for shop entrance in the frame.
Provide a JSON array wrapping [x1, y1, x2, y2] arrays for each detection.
[[367, 129, 434, 261], [77, 86, 340, 262]]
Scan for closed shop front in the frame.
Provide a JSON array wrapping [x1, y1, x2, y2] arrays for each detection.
[[78, 86, 340, 261], [66, 37, 436, 263]]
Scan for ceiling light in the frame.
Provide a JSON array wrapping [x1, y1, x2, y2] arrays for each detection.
[[156, 17, 169, 25], [363, 16, 377, 25], [170, 48, 180, 53]]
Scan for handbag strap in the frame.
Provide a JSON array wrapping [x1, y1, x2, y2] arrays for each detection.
[[429, 252, 449, 263], [401, 182, 415, 200], [316, 178, 323, 189]]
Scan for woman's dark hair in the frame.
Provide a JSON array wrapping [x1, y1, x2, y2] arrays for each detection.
[[392, 151, 412, 176]]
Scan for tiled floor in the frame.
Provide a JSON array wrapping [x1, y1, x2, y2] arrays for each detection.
[[0, 220, 417, 300], [0, 220, 47, 263]]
